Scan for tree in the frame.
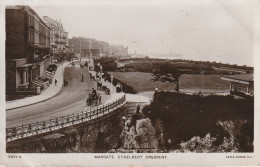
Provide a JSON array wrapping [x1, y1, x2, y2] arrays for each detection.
[[152, 62, 182, 92]]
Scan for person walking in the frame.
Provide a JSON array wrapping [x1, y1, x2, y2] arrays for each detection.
[[82, 75, 84, 82], [54, 79, 57, 86], [97, 81, 99, 90], [100, 81, 103, 90]]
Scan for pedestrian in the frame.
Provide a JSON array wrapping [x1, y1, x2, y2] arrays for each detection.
[[104, 76, 107, 82], [82, 75, 84, 82], [55, 79, 57, 86], [116, 83, 120, 93], [97, 81, 99, 90], [136, 104, 140, 113]]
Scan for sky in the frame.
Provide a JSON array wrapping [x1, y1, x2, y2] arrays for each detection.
[[29, 0, 253, 66]]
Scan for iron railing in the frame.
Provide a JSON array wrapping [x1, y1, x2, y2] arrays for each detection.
[[6, 94, 126, 142]]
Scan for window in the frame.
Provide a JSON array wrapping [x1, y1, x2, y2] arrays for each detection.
[[20, 71, 23, 84], [28, 14, 34, 28], [28, 30, 34, 43]]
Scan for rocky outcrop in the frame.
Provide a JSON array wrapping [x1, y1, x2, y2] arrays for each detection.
[[120, 118, 158, 149]]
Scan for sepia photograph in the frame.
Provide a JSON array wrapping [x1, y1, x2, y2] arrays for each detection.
[[1, 0, 260, 166]]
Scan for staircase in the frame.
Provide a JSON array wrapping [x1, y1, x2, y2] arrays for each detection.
[[108, 126, 122, 150], [125, 101, 149, 120], [107, 101, 149, 150]]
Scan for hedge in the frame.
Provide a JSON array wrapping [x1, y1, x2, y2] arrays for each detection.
[[103, 72, 136, 94]]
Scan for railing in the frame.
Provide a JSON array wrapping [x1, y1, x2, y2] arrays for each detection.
[[6, 94, 126, 142]]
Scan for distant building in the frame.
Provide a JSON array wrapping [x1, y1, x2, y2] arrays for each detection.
[[42, 16, 69, 60], [110, 45, 128, 57], [69, 37, 110, 58], [6, 6, 51, 95], [221, 74, 254, 98]]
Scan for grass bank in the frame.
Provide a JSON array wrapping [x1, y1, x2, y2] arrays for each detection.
[[108, 72, 230, 94]]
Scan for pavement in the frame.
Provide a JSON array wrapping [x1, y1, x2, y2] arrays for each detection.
[[6, 61, 70, 110]]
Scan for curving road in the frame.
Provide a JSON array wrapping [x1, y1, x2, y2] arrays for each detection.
[[6, 62, 111, 128]]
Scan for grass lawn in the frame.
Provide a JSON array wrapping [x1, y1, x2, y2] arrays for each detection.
[[108, 72, 230, 93]]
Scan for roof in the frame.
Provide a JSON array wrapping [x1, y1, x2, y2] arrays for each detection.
[[6, 6, 51, 30], [221, 74, 254, 82]]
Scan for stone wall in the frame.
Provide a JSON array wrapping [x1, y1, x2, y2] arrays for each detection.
[[6, 106, 127, 153]]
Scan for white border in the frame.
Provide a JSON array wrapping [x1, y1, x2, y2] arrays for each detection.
[[0, 0, 259, 166]]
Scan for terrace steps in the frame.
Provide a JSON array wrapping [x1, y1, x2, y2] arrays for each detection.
[[108, 126, 122, 150], [125, 101, 148, 120], [107, 101, 149, 151]]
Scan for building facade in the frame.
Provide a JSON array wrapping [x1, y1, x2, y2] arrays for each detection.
[[110, 44, 128, 57], [221, 74, 254, 98], [42, 16, 69, 60], [6, 6, 51, 95], [68, 37, 110, 59]]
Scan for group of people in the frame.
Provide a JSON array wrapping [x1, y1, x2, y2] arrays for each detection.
[[88, 88, 97, 97], [86, 88, 102, 106], [96, 71, 102, 81]]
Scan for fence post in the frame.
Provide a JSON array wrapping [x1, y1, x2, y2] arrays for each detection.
[[49, 119, 52, 130], [42, 121, 46, 131], [55, 118, 58, 128], [61, 116, 64, 127], [21, 124, 24, 137], [67, 115, 70, 125], [28, 124, 31, 134], [36, 121, 39, 134], [13, 128, 16, 139]]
